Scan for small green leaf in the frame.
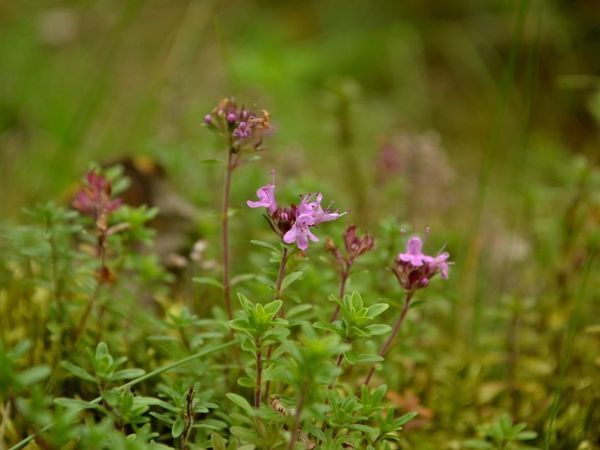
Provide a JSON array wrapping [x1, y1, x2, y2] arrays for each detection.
[[150, 412, 174, 425], [286, 304, 312, 318], [211, 433, 227, 450], [18, 366, 51, 386], [172, 416, 185, 438], [366, 324, 392, 336], [250, 240, 281, 253], [367, 303, 389, 318], [231, 273, 255, 286], [281, 271, 303, 290], [230, 426, 257, 442], [237, 377, 255, 388], [350, 292, 364, 309], [237, 293, 254, 312], [263, 300, 283, 317], [394, 411, 418, 427], [352, 353, 384, 364], [61, 361, 96, 383], [349, 424, 378, 434], [54, 398, 99, 410], [515, 431, 537, 440], [95, 342, 109, 361], [226, 393, 254, 414], [134, 396, 177, 412], [110, 368, 146, 381], [229, 319, 252, 332], [192, 277, 224, 290]]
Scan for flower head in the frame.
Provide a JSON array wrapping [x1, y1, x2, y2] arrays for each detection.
[[72, 170, 122, 224], [247, 174, 345, 251], [204, 97, 271, 151], [326, 224, 374, 273], [393, 236, 450, 291], [397, 237, 427, 267], [343, 225, 375, 261]]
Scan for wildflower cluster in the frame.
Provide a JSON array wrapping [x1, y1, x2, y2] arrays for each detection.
[[72, 170, 122, 228], [204, 97, 271, 152], [393, 236, 449, 291], [2, 97, 466, 450], [247, 175, 345, 251], [326, 225, 374, 269], [326, 225, 374, 320], [204, 98, 273, 320], [72, 170, 122, 283]]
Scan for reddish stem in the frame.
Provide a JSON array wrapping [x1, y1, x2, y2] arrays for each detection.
[[254, 342, 263, 407], [222, 151, 234, 320], [287, 393, 304, 450], [263, 246, 289, 401], [364, 291, 414, 386], [330, 266, 349, 322]]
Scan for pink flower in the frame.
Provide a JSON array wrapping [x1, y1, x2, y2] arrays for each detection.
[[283, 216, 320, 251], [393, 235, 450, 291], [72, 170, 122, 219], [247, 174, 345, 251], [426, 252, 450, 279], [204, 98, 271, 151], [247, 184, 277, 214], [397, 237, 427, 267], [282, 194, 345, 250]]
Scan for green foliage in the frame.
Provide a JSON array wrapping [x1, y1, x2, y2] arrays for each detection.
[[0, 340, 50, 400], [315, 292, 390, 365], [464, 413, 539, 449], [1, 4, 599, 445]]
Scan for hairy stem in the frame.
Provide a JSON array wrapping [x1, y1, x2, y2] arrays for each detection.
[[72, 229, 108, 348], [254, 341, 263, 407], [364, 291, 414, 386], [330, 266, 349, 322], [274, 246, 289, 300], [181, 386, 195, 450], [222, 150, 235, 320], [287, 393, 304, 450], [263, 246, 289, 401]]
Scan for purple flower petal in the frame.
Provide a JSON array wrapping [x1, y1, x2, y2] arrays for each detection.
[[246, 184, 277, 214]]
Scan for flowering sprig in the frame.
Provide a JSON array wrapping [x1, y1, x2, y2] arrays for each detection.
[[326, 225, 374, 320], [204, 97, 271, 153], [393, 236, 450, 291], [364, 234, 451, 385], [72, 170, 122, 232], [247, 174, 346, 251], [72, 170, 123, 282], [71, 170, 123, 347], [204, 97, 272, 320], [246, 172, 345, 400]]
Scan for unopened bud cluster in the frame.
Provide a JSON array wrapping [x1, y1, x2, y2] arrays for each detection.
[[204, 97, 271, 152]]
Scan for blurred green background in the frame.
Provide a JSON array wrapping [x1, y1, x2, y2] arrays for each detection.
[[1, 0, 598, 215], [1, 1, 599, 448]]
